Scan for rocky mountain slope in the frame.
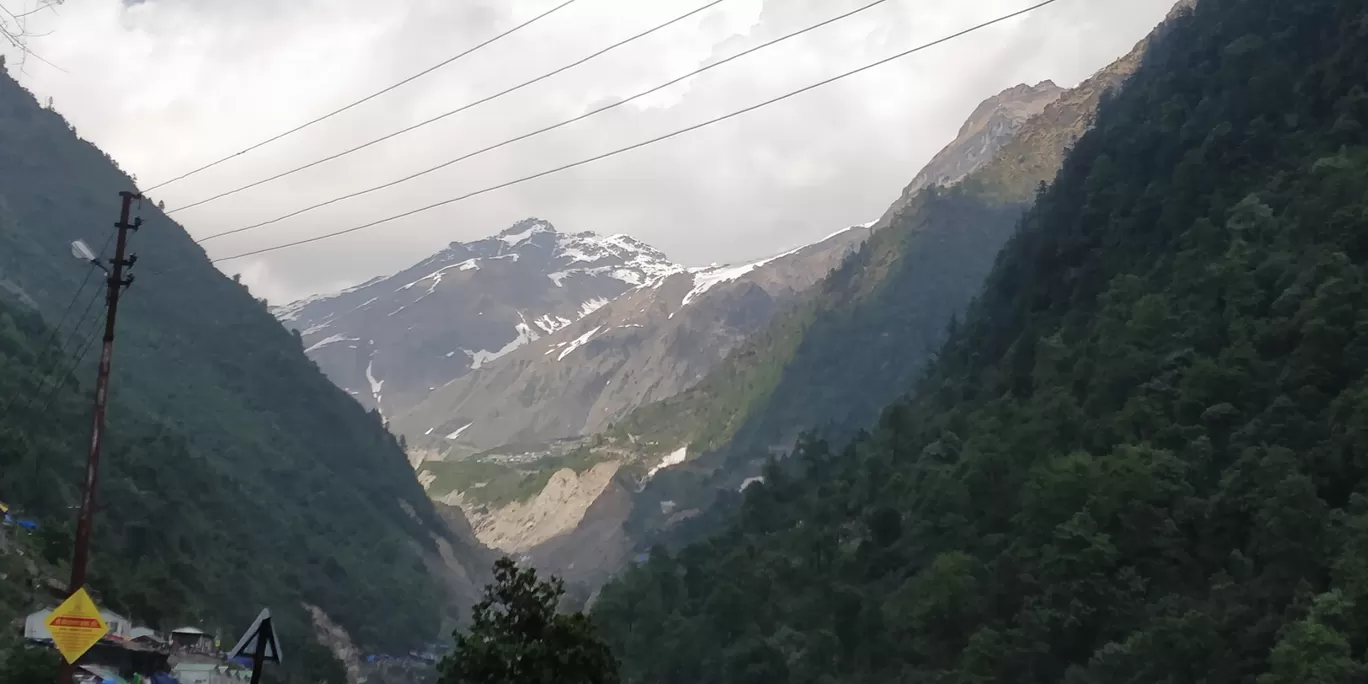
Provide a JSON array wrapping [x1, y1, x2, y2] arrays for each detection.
[[893, 80, 1064, 203], [393, 57, 1136, 593], [392, 223, 872, 459], [515, 12, 1179, 592], [0, 66, 489, 681], [595, 0, 1368, 680], [276, 220, 682, 416]]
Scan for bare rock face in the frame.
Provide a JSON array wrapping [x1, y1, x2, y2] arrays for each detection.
[[520, 5, 1195, 592], [305, 604, 365, 684], [898, 80, 1066, 199], [444, 461, 623, 552], [391, 223, 872, 457], [527, 476, 635, 591], [274, 220, 683, 417]]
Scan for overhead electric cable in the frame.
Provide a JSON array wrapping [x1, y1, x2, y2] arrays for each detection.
[[32, 310, 105, 416], [198, 0, 898, 244], [211, 0, 1062, 264], [10, 285, 102, 417], [27, 204, 129, 418], [0, 232, 113, 416], [141, 0, 581, 193], [168, 0, 733, 216]]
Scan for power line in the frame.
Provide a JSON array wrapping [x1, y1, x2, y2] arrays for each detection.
[[0, 0, 66, 72], [4, 222, 118, 417], [9, 285, 102, 417], [212, 0, 1062, 263], [31, 309, 104, 417], [141, 0, 581, 194], [0, 270, 93, 409], [168, 0, 733, 216], [198, 0, 897, 244], [28, 190, 138, 456], [0, 232, 112, 416]]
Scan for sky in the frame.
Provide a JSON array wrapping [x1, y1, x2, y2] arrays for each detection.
[[1, 0, 1178, 304]]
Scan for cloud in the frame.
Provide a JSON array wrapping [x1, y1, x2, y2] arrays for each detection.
[[3, 0, 1177, 304]]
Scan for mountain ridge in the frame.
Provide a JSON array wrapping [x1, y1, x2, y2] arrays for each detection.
[[393, 221, 873, 458], [595, 1, 1368, 681], [0, 64, 489, 681], [515, 17, 1179, 591], [277, 219, 684, 416]]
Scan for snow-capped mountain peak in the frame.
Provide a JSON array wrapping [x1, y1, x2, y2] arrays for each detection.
[[273, 219, 682, 416]]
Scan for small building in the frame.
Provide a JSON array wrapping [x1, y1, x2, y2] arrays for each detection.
[[172, 656, 251, 684], [25, 608, 133, 641], [81, 637, 173, 681], [130, 626, 169, 649], [170, 626, 217, 654]]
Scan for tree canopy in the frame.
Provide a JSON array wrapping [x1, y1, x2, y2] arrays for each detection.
[[0, 45, 485, 680], [593, 0, 1368, 682], [440, 558, 620, 684]]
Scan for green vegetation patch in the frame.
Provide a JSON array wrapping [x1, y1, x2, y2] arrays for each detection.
[[425, 447, 612, 508]]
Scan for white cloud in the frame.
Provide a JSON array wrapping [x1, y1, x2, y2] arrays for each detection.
[[3, 0, 1178, 303]]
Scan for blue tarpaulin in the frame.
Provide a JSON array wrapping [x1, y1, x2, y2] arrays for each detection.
[[17, 519, 38, 530]]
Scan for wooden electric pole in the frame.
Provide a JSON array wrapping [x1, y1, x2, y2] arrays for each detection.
[[59, 190, 140, 684]]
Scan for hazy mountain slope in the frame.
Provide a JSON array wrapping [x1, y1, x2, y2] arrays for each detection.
[[602, 37, 1154, 542], [479, 62, 1139, 589], [596, 1, 1368, 681], [890, 79, 1064, 209], [0, 67, 487, 680], [394, 224, 871, 457], [277, 221, 681, 416]]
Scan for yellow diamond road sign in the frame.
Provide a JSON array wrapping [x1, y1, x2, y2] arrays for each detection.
[[44, 588, 109, 664]]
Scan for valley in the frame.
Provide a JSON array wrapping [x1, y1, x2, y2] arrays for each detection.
[[5, 0, 1366, 682], [282, 11, 1167, 595]]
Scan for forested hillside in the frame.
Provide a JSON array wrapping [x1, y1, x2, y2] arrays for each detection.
[[593, 0, 1368, 681], [604, 25, 1153, 548], [0, 65, 486, 680]]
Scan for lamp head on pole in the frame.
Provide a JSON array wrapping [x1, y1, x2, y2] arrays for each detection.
[[70, 240, 108, 275]]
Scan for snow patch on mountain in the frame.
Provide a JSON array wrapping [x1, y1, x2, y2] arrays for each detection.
[[647, 446, 688, 479], [534, 314, 573, 335], [305, 334, 360, 353], [499, 220, 553, 246], [366, 357, 385, 409], [821, 221, 876, 243], [557, 326, 603, 361], [547, 231, 684, 287], [274, 275, 384, 322], [470, 316, 541, 370], [387, 292, 431, 317], [680, 263, 763, 310], [675, 223, 873, 313], [579, 297, 610, 317], [398, 260, 479, 294]]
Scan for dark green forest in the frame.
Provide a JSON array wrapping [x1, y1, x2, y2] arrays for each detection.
[[607, 28, 1141, 549], [0, 65, 482, 679], [618, 186, 1027, 458], [593, 0, 1368, 681], [614, 187, 1027, 544]]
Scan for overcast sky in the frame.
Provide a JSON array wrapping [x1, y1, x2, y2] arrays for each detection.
[[1, 0, 1176, 303]]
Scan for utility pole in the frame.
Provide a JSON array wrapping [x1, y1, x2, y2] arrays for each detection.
[[59, 190, 139, 684]]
